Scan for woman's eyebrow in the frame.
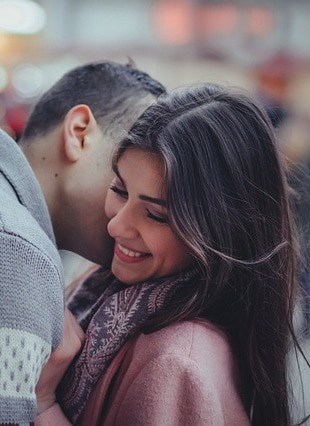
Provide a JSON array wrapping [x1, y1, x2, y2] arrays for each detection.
[[138, 194, 166, 207], [113, 163, 166, 206]]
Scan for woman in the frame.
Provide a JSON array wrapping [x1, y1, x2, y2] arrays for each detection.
[[36, 83, 307, 425]]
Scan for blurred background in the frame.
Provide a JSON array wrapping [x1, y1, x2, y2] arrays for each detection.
[[0, 0, 310, 155], [0, 0, 309, 419]]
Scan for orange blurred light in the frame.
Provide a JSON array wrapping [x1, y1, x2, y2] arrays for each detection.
[[151, 0, 193, 45], [0, 33, 10, 56], [0, 32, 41, 63]]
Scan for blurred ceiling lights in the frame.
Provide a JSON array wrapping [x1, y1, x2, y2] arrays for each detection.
[[0, 0, 46, 35]]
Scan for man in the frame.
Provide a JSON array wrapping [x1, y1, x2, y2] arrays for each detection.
[[0, 61, 165, 424]]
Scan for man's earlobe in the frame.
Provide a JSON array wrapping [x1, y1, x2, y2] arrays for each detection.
[[63, 105, 95, 163]]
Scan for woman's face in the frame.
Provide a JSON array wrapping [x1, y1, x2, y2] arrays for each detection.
[[105, 148, 192, 285]]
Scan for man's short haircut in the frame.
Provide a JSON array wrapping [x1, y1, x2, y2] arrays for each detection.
[[21, 61, 166, 143]]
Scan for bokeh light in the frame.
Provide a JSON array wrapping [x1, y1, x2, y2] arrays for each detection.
[[12, 63, 43, 98], [0, 0, 46, 35]]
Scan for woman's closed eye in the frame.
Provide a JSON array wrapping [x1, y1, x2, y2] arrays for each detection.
[[109, 181, 168, 224], [146, 209, 168, 224], [110, 184, 128, 199]]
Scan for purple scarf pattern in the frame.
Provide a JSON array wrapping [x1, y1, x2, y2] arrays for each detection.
[[57, 268, 197, 423]]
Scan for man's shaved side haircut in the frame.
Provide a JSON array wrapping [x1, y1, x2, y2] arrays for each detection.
[[21, 61, 166, 143]]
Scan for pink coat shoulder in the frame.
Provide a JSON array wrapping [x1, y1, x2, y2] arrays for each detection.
[[103, 320, 251, 425]]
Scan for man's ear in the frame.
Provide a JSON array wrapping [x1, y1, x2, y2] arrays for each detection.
[[63, 104, 98, 163]]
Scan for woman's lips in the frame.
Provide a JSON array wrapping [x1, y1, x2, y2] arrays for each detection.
[[114, 243, 151, 263]]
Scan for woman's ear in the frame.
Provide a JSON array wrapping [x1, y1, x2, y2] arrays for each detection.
[[63, 104, 97, 163]]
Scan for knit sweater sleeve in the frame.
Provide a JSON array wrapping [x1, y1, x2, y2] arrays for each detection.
[[0, 231, 64, 424]]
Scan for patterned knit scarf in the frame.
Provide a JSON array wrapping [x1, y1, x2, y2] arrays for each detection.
[[57, 267, 198, 423]]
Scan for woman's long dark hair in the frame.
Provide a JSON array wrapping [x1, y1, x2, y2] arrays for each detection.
[[114, 84, 306, 425]]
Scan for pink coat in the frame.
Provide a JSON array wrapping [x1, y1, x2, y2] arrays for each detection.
[[36, 320, 250, 425]]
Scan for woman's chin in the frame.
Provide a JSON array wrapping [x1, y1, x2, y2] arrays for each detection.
[[111, 268, 139, 285], [112, 269, 153, 286]]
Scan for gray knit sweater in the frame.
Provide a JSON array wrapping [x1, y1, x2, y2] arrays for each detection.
[[0, 130, 64, 424]]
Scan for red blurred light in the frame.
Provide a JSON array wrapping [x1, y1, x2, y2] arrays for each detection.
[[198, 5, 238, 37], [247, 6, 275, 36]]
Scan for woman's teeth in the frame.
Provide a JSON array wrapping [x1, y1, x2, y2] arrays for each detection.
[[117, 243, 148, 258]]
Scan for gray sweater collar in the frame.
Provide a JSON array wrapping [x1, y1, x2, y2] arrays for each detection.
[[0, 129, 56, 245]]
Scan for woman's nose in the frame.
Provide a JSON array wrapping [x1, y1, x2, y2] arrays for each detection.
[[107, 203, 139, 240]]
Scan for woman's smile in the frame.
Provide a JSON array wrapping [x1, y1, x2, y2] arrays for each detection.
[[114, 242, 151, 263]]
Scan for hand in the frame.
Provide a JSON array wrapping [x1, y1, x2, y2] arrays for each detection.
[[35, 308, 85, 414]]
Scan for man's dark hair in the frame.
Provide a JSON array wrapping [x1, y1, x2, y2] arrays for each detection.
[[21, 61, 166, 142]]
